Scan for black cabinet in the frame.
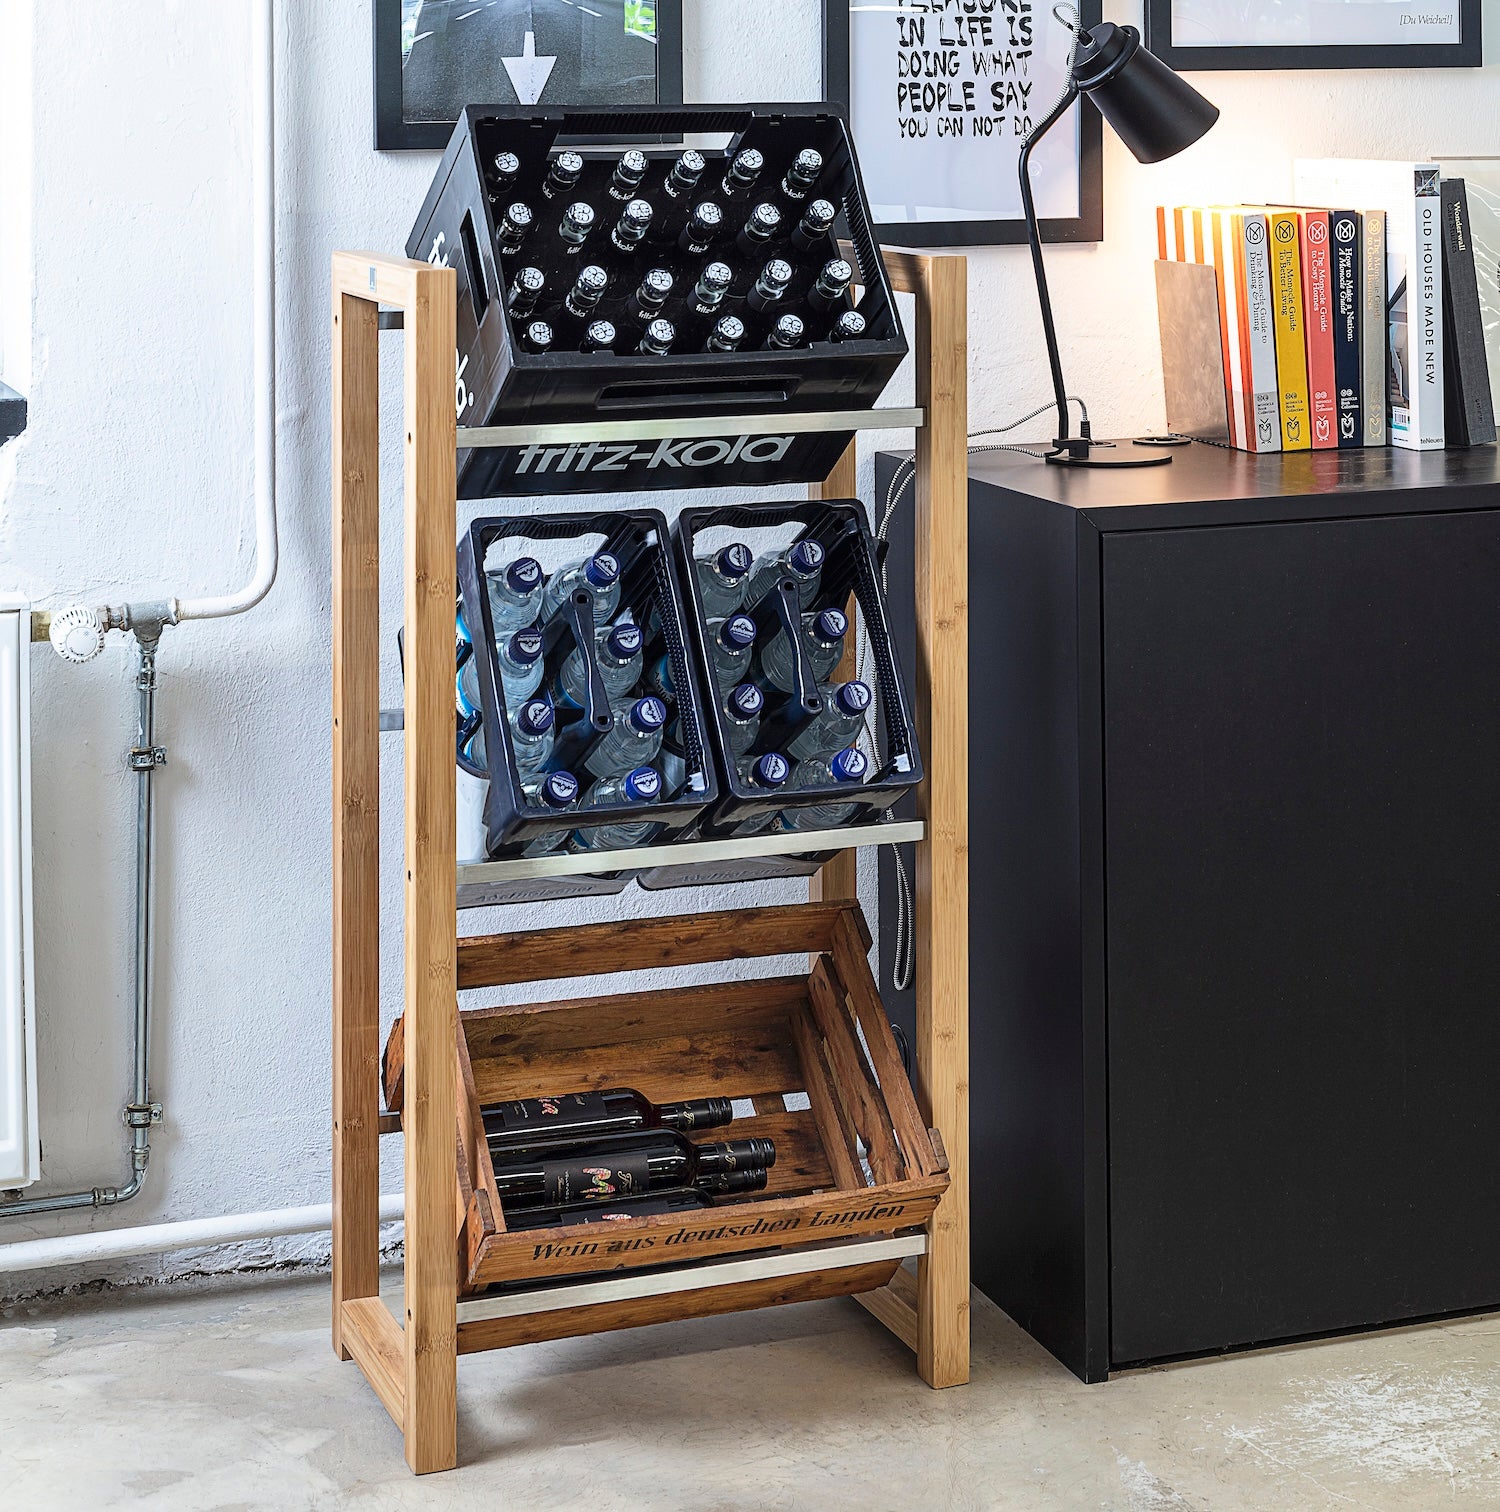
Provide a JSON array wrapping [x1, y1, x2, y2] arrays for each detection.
[[875, 445, 1500, 1382]]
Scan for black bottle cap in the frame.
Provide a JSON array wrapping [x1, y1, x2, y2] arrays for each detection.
[[492, 151, 521, 182], [699, 261, 732, 294], [662, 1096, 735, 1130], [706, 1166, 770, 1195], [801, 198, 837, 235], [707, 1136, 778, 1169]]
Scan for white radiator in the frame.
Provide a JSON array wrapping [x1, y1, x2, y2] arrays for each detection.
[[0, 598, 39, 1189]]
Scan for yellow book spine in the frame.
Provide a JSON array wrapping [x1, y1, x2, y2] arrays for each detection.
[[1267, 209, 1311, 451]]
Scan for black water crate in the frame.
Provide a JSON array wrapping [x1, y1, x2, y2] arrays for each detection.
[[456, 508, 718, 861], [407, 103, 907, 499]]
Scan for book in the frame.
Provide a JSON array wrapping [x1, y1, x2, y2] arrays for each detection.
[[1293, 209, 1339, 448], [1226, 209, 1282, 452], [1435, 158, 1500, 425], [1438, 178, 1496, 447], [1265, 209, 1312, 451], [1328, 211, 1363, 447], [1296, 160, 1443, 450], [1360, 211, 1388, 446]]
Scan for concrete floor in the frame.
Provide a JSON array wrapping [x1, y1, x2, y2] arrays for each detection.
[[2, 1270, 1498, 1510]]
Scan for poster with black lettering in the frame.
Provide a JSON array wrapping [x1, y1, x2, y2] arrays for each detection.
[[822, 0, 1103, 246]]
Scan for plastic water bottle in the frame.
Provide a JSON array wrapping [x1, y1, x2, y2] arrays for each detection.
[[486, 557, 545, 634], [475, 697, 554, 779], [541, 551, 622, 622], [554, 622, 645, 711], [706, 613, 757, 688], [778, 747, 870, 830], [495, 628, 545, 705], [643, 651, 677, 707], [570, 765, 662, 852], [759, 608, 848, 696], [786, 678, 872, 762], [519, 771, 581, 857], [694, 542, 754, 618], [733, 751, 791, 835], [745, 539, 824, 610], [722, 681, 764, 757], [583, 696, 667, 779]]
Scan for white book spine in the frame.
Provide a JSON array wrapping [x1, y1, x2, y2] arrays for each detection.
[[1408, 170, 1444, 449], [1240, 213, 1282, 452]]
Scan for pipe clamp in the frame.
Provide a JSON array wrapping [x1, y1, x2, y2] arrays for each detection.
[[123, 1103, 163, 1129]]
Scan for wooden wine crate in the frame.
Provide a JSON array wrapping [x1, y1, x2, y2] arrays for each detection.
[[383, 902, 948, 1296]]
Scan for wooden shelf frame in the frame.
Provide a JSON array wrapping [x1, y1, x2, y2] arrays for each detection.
[[331, 247, 969, 1474]]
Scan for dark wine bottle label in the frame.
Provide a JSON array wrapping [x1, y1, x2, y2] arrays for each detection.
[[488, 1091, 610, 1136], [540, 1147, 654, 1204]]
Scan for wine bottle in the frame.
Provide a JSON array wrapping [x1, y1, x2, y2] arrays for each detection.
[[691, 261, 733, 316], [503, 1190, 713, 1232], [580, 319, 617, 354], [705, 315, 745, 353], [517, 319, 554, 356], [494, 202, 534, 255], [558, 201, 596, 253], [735, 202, 782, 257], [762, 313, 805, 351], [678, 202, 723, 256], [626, 268, 674, 328], [562, 264, 609, 319], [807, 258, 853, 314], [790, 198, 837, 254], [780, 147, 823, 202], [610, 198, 654, 254], [607, 149, 649, 201], [489, 1129, 776, 1208], [506, 266, 545, 318], [829, 309, 867, 343], [661, 148, 705, 202], [745, 258, 792, 314], [491, 151, 521, 193], [637, 318, 675, 356], [543, 150, 584, 201], [720, 147, 764, 200], [482, 1088, 735, 1147]]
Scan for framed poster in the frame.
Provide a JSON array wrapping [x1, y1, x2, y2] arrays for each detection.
[[822, 0, 1103, 247], [1145, 0, 1482, 70], [374, 0, 684, 152]]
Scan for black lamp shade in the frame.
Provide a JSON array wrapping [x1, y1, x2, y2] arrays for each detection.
[[1072, 23, 1219, 165]]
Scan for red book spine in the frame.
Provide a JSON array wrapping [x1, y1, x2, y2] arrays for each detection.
[[1299, 210, 1338, 449]]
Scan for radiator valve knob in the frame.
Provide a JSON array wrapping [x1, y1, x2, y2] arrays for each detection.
[[50, 606, 106, 664]]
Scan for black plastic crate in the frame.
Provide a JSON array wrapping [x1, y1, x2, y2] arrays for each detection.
[[456, 508, 718, 860], [669, 498, 923, 840], [407, 103, 907, 499]]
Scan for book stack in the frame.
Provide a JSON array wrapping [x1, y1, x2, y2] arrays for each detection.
[[1156, 160, 1497, 454]]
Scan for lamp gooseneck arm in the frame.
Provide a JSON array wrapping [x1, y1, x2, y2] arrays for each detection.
[[1018, 82, 1082, 452]]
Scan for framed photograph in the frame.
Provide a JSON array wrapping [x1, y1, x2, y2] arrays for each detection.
[[1145, 0, 1482, 71], [375, 0, 684, 152], [822, 0, 1103, 247]]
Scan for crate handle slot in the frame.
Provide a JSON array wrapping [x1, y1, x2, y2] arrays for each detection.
[[459, 209, 490, 325], [595, 379, 798, 412]]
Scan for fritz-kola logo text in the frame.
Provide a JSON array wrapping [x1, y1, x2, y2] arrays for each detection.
[[513, 434, 796, 475]]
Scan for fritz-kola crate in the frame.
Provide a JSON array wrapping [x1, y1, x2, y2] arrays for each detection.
[[406, 104, 907, 498], [381, 902, 948, 1293]]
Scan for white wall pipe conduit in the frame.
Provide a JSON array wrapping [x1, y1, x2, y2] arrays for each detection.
[[0, 1196, 404, 1276]]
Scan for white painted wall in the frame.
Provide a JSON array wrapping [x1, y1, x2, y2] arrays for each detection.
[[0, 0, 1496, 1290]]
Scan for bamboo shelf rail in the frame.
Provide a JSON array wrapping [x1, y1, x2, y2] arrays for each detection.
[[330, 246, 969, 1474]]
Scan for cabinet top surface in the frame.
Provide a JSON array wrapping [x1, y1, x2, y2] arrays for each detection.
[[965, 442, 1500, 523]]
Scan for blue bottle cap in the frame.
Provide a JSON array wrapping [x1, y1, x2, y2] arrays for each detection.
[[831, 747, 869, 783], [751, 752, 790, 789], [836, 680, 873, 715], [584, 552, 621, 590], [624, 766, 661, 802], [608, 623, 644, 657], [508, 630, 543, 665], [813, 608, 847, 642], [721, 614, 757, 650], [507, 557, 543, 592], [789, 539, 825, 575], [717, 542, 753, 579], [728, 682, 764, 719], [542, 771, 579, 807], [630, 696, 668, 733], [516, 699, 554, 737]]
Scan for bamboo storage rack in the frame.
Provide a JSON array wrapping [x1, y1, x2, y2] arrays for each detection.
[[331, 247, 969, 1474]]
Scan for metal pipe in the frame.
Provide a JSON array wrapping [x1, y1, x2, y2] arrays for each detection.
[[1, 629, 165, 1218]]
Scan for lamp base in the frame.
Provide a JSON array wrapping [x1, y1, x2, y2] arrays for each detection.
[[1045, 437, 1177, 467]]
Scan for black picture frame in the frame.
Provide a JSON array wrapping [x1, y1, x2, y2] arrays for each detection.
[[821, 0, 1103, 247], [1144, 0, 1482, 71], [374, 0, 685, 152]]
